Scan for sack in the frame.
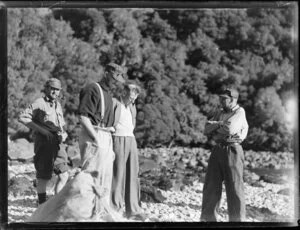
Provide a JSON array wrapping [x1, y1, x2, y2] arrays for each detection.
[[28, 170, 104, 222], [28, 142, 124, 222]]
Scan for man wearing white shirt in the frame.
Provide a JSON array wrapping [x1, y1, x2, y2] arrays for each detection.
[[200, 88, 248, 222], [111, 82, 146, 221]]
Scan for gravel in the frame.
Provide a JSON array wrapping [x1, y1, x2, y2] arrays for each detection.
[[7, 163, 297, 224]]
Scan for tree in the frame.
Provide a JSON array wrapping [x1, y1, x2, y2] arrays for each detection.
[[7, 8, 56, 131]]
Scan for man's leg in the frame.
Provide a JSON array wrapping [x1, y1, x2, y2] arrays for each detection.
[[125, 137, 143, 217], [200, 147, 223, 222], [36, 178, 48, 204], [111, 136, 127, 212], [34, 137, 57, 205], [224, 144, 246, 222]]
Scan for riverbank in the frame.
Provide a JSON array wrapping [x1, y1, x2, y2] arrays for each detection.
[[6, 142, 297, 224]]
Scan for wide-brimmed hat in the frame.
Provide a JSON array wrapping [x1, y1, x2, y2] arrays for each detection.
[[106, 63, 126, 83], [219, 88, 239, 99], [45, 78, 62, 89]]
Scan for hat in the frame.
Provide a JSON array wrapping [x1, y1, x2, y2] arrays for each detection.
[[45, 78, 62, 89], [219, 88, 239, 99], [106, 63, 126, 83], [127, 83, 141, 95]]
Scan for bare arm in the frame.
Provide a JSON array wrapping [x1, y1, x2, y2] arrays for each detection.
[[79, 115, 98, 143]]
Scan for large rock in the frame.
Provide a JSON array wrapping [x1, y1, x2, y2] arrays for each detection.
[[8, 138, 34, 161], [8, 176, 35, 196], [139, 156, 160, 174]]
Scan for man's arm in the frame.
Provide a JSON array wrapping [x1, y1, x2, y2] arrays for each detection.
[[204, 121, 220, 135], [18, 107, 54, 141], [204, 120, 230, 135], [79, 115, 99, 145], [216, 108, 248, 141]]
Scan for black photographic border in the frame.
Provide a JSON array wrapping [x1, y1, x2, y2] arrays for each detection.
[[0, 1, 299, 229]]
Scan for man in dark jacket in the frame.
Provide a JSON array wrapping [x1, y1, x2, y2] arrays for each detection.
[[110, 81, 146, 221]]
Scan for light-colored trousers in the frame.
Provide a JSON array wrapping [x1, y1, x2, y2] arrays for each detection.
[[79, 126, 115, 206]]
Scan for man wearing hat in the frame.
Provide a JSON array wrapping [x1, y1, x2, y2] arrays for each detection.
[[110, 80, 146, 221], [19, 78, 70, 205], [78, 63, 126, 217], [200, 88, 248, 222]]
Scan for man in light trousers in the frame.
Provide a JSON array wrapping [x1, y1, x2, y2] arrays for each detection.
[[78, 63, 125, 215]]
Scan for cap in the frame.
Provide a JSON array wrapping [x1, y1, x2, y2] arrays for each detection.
[[45, 78, 62, 89], [106, 63, 126, 83], [219, 88, 239, 99]]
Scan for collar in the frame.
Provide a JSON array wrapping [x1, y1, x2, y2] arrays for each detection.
[[44, 96, 56, 105], [120, 96, 131, 108], [231, 104, 240, 112], [221, 104, 239, 113]]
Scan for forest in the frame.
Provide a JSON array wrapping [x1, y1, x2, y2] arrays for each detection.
[[7, 6, 297, 152]]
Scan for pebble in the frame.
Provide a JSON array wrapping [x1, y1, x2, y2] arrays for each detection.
[[7, 164, 296, 223]]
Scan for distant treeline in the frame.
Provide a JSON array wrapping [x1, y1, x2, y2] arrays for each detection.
[[7, 7, 296, 152]]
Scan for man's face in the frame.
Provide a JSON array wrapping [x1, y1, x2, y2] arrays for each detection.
[[105, 72, 124, 98], [44, 85, 60, 100], [220, 96, 237, 110], [106, 71, 123, 89], [220, 96, 232, 109], [122, 85, 139, 105]]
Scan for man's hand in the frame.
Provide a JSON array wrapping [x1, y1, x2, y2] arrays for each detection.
[[106, 127, 116, 133], [207, 120, 230, 127], [58, 131, 68, 143], [207, 120, 219, 125], [218, 120, 231, 127]]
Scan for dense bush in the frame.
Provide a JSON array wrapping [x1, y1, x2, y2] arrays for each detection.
[[7, 6, 296, 152]]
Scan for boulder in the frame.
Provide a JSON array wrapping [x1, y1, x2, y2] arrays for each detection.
[[8, 138, 34, 161], [139, 156, 160, 174], [8, 176, 35, 196], [156, 177, 173, 191], [259, 175, 286, 184], [277, 188, 291, 196], [243, 169, 260, 184], [140, 185, 167, 203]]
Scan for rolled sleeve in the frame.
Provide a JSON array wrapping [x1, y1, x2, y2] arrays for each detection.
[[217, 107, 248, 141], [78, 84, 99, 122], [19, 99, 41, 124]]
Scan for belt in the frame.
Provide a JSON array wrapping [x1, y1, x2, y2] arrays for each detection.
[[216, 142, 240, 148]]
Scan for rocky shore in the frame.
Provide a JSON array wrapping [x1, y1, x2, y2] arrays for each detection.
[[6, 139, 297, 224]]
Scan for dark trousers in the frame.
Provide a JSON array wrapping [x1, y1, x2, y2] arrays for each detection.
[[111, 136, 141, 215], [201, 143, 245, 222]]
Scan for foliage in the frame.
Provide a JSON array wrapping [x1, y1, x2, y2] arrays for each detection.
[[7, 7, 296, 152]]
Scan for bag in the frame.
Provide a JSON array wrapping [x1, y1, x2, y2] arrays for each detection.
[[28, 146, 123, 222], [28, 170, 108, 222]]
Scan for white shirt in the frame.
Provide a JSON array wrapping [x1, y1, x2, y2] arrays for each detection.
[[113, 103, 135, 137], [205, 104, 248, 142]]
